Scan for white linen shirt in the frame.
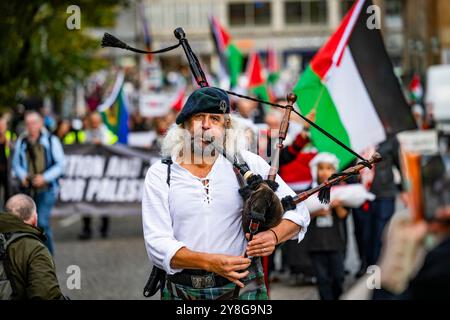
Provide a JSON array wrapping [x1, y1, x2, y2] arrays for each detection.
[[142, 150, 310, 274]]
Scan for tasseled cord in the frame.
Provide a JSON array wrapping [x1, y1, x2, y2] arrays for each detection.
[[318, 186, 331, 204], [101, 33, 180, 54], [101, 33, 129, 50], [318, 171, 348, 204]]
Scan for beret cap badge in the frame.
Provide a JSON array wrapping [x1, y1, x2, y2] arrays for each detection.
[[219, 100, 227, 113]]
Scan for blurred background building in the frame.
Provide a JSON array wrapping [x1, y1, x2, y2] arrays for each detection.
[[402, 0, 450, 75], [4, 1, 449, 119], [96, 0, 450, 80]]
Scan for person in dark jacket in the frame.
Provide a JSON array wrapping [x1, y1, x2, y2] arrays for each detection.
[[353, 135, 408, 276], [0, 193, 64, 300]]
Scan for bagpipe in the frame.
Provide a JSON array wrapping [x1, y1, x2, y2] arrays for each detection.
[[102, 27, 381, 233], [102, 28, 382, 298]]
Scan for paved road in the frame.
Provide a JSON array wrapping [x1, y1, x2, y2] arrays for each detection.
[[52, 214, 361, 300]]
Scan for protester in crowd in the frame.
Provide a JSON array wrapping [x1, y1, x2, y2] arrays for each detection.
[[259, 97, 312, 162], [53, 119, 72, 143], [235, 96, 266, 124], [78, 112, 116, 240], [353, 135, 408, 277], [129, 111, 150, 132], [229, 113, 258, 153], [236, 98, 258, 120], [39, 105, 56, 133], [10, 104, 26, 138], [278, 110, 316, 167], [0, 194, 65, 300], [86, 83, 103, 113], [262, 106, 316, 282], [146, 93, 184, 150], [0, 114, 13, 209], [151, 108, 178, 149], [82, 114, 90, 134], [84, 112, 117, 145], [56, 118, 86, 145], [11, 111, 65, 255], [411, 104, 425, 130], [278, 113, 318, 284], [305, 152, 348, 300], [258, 108, 282, 162]]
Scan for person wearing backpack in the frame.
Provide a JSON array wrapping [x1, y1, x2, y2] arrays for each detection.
[[0, 193, 65, 300], [11, 111, 65, 255]]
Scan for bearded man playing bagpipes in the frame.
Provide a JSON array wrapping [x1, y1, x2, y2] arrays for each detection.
[[142, 86, 311, 300]]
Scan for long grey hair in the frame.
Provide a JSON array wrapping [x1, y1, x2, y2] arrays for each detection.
[[160, 114, 250, 161]]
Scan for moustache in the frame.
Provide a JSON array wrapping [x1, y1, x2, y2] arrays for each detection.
[[191, 133, 215, 144], [203, 133, 215, 143]]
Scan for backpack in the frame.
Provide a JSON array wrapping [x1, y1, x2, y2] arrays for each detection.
[[0, 232, 40, 300]]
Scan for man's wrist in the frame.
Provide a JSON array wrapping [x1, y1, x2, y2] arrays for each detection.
[[196, 252, 212, 271], [269, 229, 279, 245]]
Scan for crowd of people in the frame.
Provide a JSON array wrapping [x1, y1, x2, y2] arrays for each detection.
[[0, 70, 449, 300]]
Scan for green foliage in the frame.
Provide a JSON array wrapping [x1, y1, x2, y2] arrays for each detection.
[[0, 1, 124, 109]]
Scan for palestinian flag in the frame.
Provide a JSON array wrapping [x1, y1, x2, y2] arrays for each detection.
[[171, 87, 186, 112], [209, 16, 243, 88], [409, 74, 423, 102], [294, 0, 416, 169], [98, 72, 129, 144], [267, 47, 280, 85], [246, 52, 271, 104]]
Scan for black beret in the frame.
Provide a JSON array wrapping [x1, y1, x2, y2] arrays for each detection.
[[175, 87, 230, 125]]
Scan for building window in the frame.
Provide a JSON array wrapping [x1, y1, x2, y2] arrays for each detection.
[[229, 3, 246, 26], [254, 2, 271, 25], [285, 1, 303, 24], [385, 0, 403, 29], [284, 0, 327, 25], [228, 2, 272, 26], [386, 0, 402, 16]]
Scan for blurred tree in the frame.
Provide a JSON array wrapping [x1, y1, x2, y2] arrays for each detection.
[[0, 1, 125, 111]]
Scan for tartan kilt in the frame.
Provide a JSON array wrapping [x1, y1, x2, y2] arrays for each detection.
[[161, 258, 268, 300]]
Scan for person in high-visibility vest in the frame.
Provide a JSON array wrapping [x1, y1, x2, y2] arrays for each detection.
[[54, 119, 86, 145], [78, 112, 116, 240], [63, 130, 86, 145], [0, 115, 14, 207], [84, 112, 117, 145]]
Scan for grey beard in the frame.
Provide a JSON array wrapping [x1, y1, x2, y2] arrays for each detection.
[[191, 139, 203, 156], [190, 138, 217, 157]]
